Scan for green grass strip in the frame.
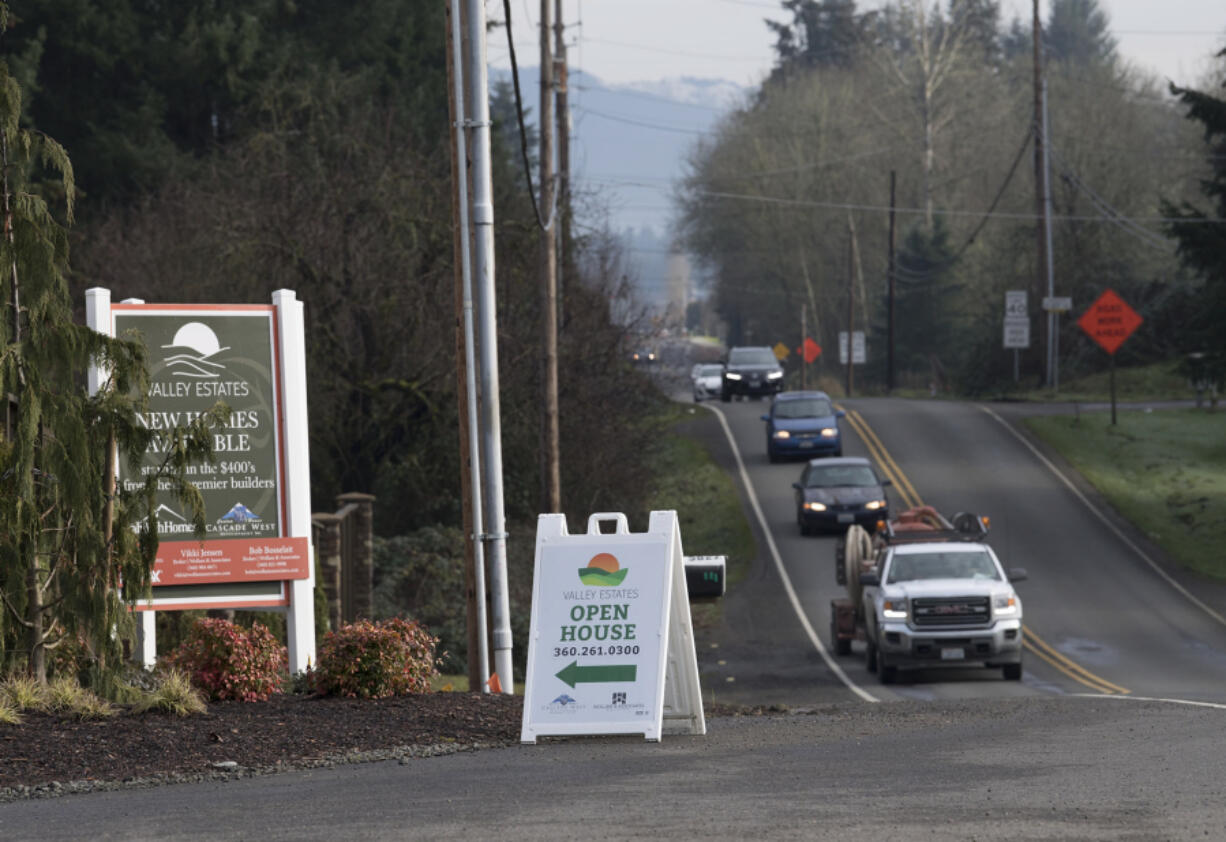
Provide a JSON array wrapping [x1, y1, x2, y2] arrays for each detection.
[[1024, 409, 1226, 579]]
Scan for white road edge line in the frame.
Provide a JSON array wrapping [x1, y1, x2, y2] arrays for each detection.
[[978, 404, 1226, 629], [701, 403, 879, 703], [1070, 693, 1226, 711]]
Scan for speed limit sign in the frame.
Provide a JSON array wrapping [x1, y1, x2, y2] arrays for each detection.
[[1005, 291, 1027, 319]]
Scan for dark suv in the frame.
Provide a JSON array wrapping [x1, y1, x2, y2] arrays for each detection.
[[721, 346, 785, 401]]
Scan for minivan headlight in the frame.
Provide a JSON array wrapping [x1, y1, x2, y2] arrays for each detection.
[[865, 499, 886, 510], [773, 430, 791, 439], [820, 427, 838, 438]]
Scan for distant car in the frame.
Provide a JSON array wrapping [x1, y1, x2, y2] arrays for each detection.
[[692, 363, 724, 401], [762, 390, 844, 462], [721, 346, 784, 401], [791, 456, 890, 535], [631, 348, 657, 364]]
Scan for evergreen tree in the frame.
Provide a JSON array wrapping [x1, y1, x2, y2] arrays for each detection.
[[1045, 0, 1116, 67], [951, 0, 1003, 66], [1164, 57, 1226, 387], [0, 10, 218, 684], [889, 221, 963, 386], [768, 0, 868, 77]]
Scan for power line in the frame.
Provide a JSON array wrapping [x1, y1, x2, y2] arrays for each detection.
[[686, 185, 1226, 225], [572, 105, 712, 135], [500, 0, 556, 231], [1048, 146, 1172, 250]]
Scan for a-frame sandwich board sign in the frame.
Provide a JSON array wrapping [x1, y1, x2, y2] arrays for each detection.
[[520, 511, 706, 743]]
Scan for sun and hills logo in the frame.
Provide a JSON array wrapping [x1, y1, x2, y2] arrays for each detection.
[[161, 322, 230, 378], [578, 553, 628, 587]]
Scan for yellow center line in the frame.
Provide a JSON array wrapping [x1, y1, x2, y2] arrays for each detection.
[[836, 405, 918, 510], [836, 402, 1130, 696], [1023, 629, 1130, 695]]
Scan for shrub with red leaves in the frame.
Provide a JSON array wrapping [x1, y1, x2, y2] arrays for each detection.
[[164, 618, 287, 701], [313, 617, 440, 699]]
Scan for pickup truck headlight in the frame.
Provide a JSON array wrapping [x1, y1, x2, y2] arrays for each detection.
[[882, 599, 908, 619], [994, 594, 1019, 615], [724, 372, 743, 381], [820, 427, 838, 438], [864, 499, 887, 510], [766, 370, 783, 380], [803, 501, 827, 512]]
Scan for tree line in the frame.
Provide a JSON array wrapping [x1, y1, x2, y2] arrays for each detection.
[[680, 0, 1224, 393]]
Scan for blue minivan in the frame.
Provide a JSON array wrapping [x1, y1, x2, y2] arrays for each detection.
[[762, 391, 844, 463]]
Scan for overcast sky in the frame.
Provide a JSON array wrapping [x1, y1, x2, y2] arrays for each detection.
[[489, 0, 1226, 91]]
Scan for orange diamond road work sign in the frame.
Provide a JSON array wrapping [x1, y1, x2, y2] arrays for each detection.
[[1077, 289, 1143, 355], [799, 337, 822, 363]]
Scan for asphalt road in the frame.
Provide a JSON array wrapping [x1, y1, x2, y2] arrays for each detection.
[[5, 389, 1226, 840], [699, 394, 1226, 705]]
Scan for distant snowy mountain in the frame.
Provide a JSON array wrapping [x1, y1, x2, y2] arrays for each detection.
[[617, 77, 746, 110], [492, 66, 744, 313], [493, 67, 744, 235]]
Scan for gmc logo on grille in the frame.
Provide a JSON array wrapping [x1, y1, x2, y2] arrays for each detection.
[[932, 605, 977, 615]]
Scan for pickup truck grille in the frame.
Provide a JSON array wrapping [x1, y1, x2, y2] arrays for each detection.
[[911, 596, 990, 627]]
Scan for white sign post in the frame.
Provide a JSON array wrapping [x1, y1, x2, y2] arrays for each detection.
[[1003, 291, 1030, 382], [520, 511, 705, 743]]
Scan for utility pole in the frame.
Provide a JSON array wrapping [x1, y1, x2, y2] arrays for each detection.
[[887, 171, 896, 394], [554, 0, 570, 326], [1042, 79, 1058, 390], [445, 0, 489, 692], [465, 0, 514, 692], [539, 0, 561, 514], [1032, 0, 1052, 388], [846, 232, 854, 398], [801, 306, 807, 391]]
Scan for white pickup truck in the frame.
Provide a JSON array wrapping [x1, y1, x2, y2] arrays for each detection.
[[859, 531, 1026, 684], [832, 508, 1027, 684]]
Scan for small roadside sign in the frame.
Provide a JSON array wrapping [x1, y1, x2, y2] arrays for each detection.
[[1003, 320, 1030, 349], [520, 511, 705, 743], [1077, 289, 1142, 355], [1005, 290, 1028, 319], [797, 337, 821, 364], [838, 331, 866, 364], [772, 341, 790, 361], [1077, 289, 1144, 425], [1042, 296, 1073, 312]]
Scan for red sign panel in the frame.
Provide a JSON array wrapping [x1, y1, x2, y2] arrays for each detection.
[[1077, 289, 1142, 355], [801, 337, 822, 363], [151, 537, 311, 586]]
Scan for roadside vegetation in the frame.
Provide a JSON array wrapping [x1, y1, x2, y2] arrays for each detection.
[[1024, 409, 1226, 579], [647, 408, 756, 586], [1014, 360, 1200, 404]]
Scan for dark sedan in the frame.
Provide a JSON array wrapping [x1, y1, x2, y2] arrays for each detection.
[[792, 457, 890, 536]]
